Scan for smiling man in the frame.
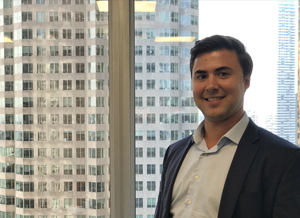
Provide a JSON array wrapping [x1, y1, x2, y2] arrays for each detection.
[[154, 35, 300, 218]]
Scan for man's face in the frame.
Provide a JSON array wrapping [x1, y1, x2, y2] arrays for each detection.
[[192, 49, 250, 123]]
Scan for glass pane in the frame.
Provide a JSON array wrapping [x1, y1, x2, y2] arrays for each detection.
[[0, 0, 110, 217], [135, 0, 298, 217]]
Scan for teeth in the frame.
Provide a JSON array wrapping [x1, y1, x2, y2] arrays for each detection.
[[207, 97, 222, 101]]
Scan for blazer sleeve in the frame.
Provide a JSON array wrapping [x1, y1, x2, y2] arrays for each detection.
[[273, 150, 300, 218]]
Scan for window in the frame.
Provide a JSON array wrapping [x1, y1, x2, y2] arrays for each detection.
[[76, 165, 85, 175], [4, 48, 13, 58], [64, 198, 73, 208], [63, 97, 72, 107], [135, 97, 143, 107], [51, 165, 60, 175], [135, 164, 143, 174], [5, 82, 13, 91], [38, 148, 47, 158], [63, 80, 72, 90], [146, 63, 155, 73], [76, 114, 85, 124], [38, 165, 47, 175], [135, 12, 143, 21], [62, 0, 71, 4], [52, 198, 60, 209], [50, 46, 59, 56], [4, 15, 13, 25], [76, 63, 85, 73], [49, 11, 58, 22], [63, 63, 72, 73], [76, 80, 85, 90], [50, 63, 59, 73], [37, 29, 46, 39], [51, 148, 60, 158], [38, 114, 46, 124], [136, 198, 143, 208], [4, 65, 13, 75], [22, 46, 33, 56], [135, 114, 143, 123], [76, 97, 85, 107], [75, 0, 84, 4], [135, 148, 143, 158], [77, 182, 85, 191], [147, 131, 156, 141], [50, 97, 59, 107], [22, 29, 32, 39], [76, 46, 84, 56], [146, 12, 155, 21], [63, 29, 72, 39], [146, 46, 155, 55], [136, 181, 143, 191], [64, 181, 73, 192], [64, 148, 72, 158], [50, 80, 59, 90], [51, 182, 60, 192], [38, 182, 47, 192], [75, 12, 84, 22], [23, 97, 33, 107], [147, 164, 155, 174], [147, 198, 156, 208], [75, 29, 84, 39], [50, 114, 59, 124], [63, 131, 72, 141], [147, 148, 156, 157], [147, 181, 156, 191], [135, 46, 142, 56], [63, 46, 72, 56], [63, 114, 72, 124], [23, 80, 33, 90], [171, 12, 178, 22], [77, 198, 85, 208], [135, 63, 143, 73], [37, 80, 46, 90], [22, 12, 32, 22], [36, 11, 45, 22], [37, 46, 46, 56], [64, 165, 72, 175], [147, 97, 155, 107], [76, 148, 85, 158], [36, 0, 45, 4]]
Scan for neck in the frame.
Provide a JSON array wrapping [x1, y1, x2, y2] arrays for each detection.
[[204, 112, 244, 149]]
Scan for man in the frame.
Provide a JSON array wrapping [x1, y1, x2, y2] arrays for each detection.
[[154, 35, 300, 218]]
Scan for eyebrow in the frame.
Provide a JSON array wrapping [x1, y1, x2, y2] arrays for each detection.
[[193, 66, 233, 74]]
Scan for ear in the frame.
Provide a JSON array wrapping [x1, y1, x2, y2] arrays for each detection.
[[244, 73, 251, 90]]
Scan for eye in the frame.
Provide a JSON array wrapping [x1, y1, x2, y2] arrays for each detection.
[[218, 72, 229, 77], [194, 73, 207, 80]]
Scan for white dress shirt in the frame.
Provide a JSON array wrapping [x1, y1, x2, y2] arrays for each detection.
[[170, 113, 249, 218]]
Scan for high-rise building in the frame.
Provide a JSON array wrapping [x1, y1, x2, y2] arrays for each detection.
[[0, 0, 110, 217], [276, 0, 297, 144], [134, 1, 199, 216], [0, 0, 200, 217]]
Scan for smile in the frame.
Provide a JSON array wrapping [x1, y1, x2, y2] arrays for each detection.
[[205, 96, 225, 101]]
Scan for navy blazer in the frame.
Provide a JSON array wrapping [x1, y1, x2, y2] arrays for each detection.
[[154, 119, 300, 218]]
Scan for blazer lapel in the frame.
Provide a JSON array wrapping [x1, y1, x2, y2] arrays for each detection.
[[218, 119, 260, 218]]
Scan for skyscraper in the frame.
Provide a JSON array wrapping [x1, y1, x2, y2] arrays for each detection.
[[0, 0, 110, 217], [134, 1, 199, 216], [276, 0, 297, 144]]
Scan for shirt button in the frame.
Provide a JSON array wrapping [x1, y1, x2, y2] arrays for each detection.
[[187, 200, 192, 205], [194, 175, 199, 179]]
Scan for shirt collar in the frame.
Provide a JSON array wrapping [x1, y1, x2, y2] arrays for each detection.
[[193, 113, 249, 151]]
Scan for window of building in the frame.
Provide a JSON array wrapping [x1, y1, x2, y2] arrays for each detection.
[[63, 29, 72, 39], [147, 97, 155, 107], [75, 12, 84, 22], [147, 198, 156, 208], [76, 97, 85, 107], [76, 63, 85, 73], [63, 114, 72, 124], [75, 29, 84, 39], [77, 182, 85, 191], [63, 148, 72, 158], [64, 181, 73, 192], [63, 97, 72, 107], [37, 46, 46, 56], [36, 11, 45, 22], [64, 165, 72, 175], [50, 46, 59, 56], [63, 46, 72, 56], [147, 181, 156, 191], [4, 15, 13, 25], [51, 148, 60, 158], [77, 198, 85, 208], [136, 198, 143, 208], [38, 148, 47, 158], [22, 12, 32, 22], [135, 148, 143, 158], [76, 165, 85, 175]]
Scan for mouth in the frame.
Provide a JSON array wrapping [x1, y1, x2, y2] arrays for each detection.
[[204, 96, 225, 101]]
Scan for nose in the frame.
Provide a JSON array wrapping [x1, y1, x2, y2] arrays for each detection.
[[205, 75, 218, 92]]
